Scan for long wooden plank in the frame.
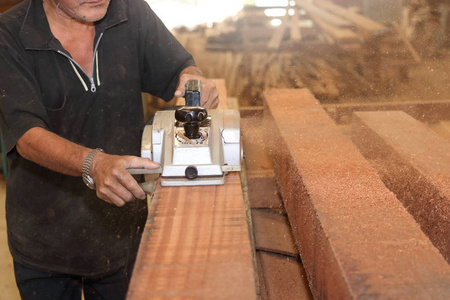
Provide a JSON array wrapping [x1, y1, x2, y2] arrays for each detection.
[[252, 209, 297, 256], [127, 173, 256, 299], [128, 81, 256, 299], [241, 114, 283, 209], [264, 88, 450, 299], [258, 252, 312, 300], [352, 110, 450, 262]]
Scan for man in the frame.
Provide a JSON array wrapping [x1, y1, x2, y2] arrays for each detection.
[[0, 0, 219, 299]]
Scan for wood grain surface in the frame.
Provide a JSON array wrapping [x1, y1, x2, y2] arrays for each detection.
[[127, 173, 256, 300]]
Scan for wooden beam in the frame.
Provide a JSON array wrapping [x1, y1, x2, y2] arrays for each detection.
[[352, 111, 450, 263], [127, 173, 257, 300], [264, 88, 450, 299], [241, 114, 283, 209]]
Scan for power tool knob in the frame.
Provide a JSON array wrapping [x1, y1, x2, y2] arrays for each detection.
[[175, 107, 208, 139], [175, 107, 207, 123]]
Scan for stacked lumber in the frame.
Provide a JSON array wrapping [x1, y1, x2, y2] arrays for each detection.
[[206, 4, 339, 52], [197, 1, 420, 103], [264, 88, 450, 299], [188, 43, 378, 105], [205, 0, 408, 54]]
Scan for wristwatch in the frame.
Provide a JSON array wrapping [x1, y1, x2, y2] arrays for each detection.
[[82, 148, 104, 190]]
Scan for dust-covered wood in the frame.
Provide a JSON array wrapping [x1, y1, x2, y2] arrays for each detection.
[[127, 173, 257, 300], [352, 110, 450, 263], [264, 88, 450, 299]]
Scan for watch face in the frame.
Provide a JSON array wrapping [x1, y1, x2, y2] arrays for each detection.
[[82, 148, 103, 190], [83, 175, 96, 190]]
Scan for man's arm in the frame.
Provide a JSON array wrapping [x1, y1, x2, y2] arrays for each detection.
[[175, 66, 220, 109], [17, 127, 160, 207]]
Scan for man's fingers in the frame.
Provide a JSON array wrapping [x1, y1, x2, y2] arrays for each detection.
[[201, 91, 220, 109], [174, 89, 184, 97], [127, 157, 160, 170], [97, 173, 144, 206], [175, 72, 220, 109], [175, 74, 192, 97], [96, 186, 127, 207], [113, 168, 146, 200], [90, 154, 156, 206], [97, 164, 147, 206]]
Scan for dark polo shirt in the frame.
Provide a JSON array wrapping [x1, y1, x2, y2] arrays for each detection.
[[0, 0, 194, 276]]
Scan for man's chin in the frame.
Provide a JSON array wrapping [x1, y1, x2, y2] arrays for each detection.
[[77, 9, 108, 22], [77, 1, 110, 22]]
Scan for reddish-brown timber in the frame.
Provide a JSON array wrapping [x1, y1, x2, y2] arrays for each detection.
[[352, 110, 450, 263], [127, 173, 257, 300], [264, 88, 450, 299], [241, 113, 283, 208]]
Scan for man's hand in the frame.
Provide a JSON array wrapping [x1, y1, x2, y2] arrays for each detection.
[[17, 127, 160, 208], [174, 66, 219, 109], [89, 152, 160, 207]]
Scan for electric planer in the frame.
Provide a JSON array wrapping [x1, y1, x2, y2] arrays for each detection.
[[129, 79, 242, 187]]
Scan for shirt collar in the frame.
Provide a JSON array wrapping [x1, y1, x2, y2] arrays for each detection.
[[20, 0, 128, 51]]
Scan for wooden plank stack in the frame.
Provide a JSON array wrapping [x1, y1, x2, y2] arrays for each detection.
[[205, 0, 395, 53], [264, 88, 450, 299], [199, 0, 419, 103]]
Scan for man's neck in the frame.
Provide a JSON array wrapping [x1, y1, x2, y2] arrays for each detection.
[[42, 0, 96, 76]]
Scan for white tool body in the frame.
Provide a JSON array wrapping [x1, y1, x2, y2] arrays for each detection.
[[140, 108, 241, 186]]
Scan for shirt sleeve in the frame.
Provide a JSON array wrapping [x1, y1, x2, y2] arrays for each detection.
[[134, 0, 196, 101], [0, 43, 49, 158]]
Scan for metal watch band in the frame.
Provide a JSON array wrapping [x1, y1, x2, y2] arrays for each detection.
[[82, 148, 104, 190]]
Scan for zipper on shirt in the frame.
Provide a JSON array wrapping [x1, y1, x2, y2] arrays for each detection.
[[57, 32, 104, 93]]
